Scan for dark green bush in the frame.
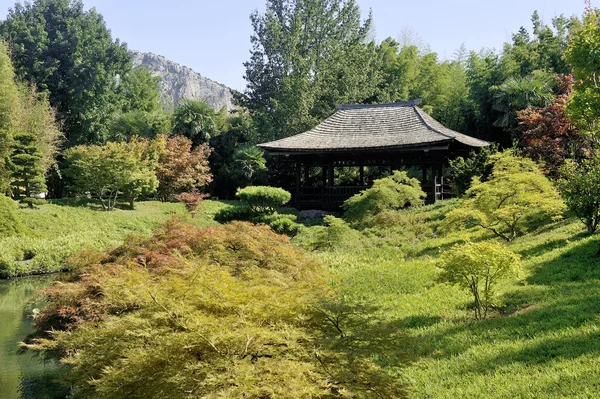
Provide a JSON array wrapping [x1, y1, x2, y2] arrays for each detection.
[[214, 206, 254, 224], [215, 207, 305, 237], [447, 144, 498, 195], [236, 186, 291, 214], [261, 213, 306, 236], [0, 195, 28, 237]]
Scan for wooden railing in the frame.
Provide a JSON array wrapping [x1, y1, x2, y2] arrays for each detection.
[[285, 181, 453, 209], [285, 186, 369, 209]]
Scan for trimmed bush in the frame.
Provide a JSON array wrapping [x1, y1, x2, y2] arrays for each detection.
[[261, 213, 306, 236], [236, 186, 291, 214], [294, 216, 362, 251], [214, 206, 254, 224], [215, 206, 305, 237]]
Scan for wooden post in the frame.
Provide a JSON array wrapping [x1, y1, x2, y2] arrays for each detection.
[[327, 162, 334, 187], [431, 164, 437, 203], [359, 165, 365, 186], [437, 164, 444, 200], [321, 165, 327, 187], [295, 161, 301, 207], [303, 165, 310, 187]]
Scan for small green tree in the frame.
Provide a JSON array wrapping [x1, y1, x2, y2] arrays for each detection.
[[558, 157, 600, 234], [236, 186, 291, 214], [444, 152, 565, 241], [65, 140, 158, 211], [439, 241, 522, 320], [343, 171, 426, 222]]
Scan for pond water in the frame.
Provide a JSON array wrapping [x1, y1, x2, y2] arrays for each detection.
[[0, 276, 69, 399]]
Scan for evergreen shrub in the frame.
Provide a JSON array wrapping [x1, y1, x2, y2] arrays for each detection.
[[236, 186, 291, 214]]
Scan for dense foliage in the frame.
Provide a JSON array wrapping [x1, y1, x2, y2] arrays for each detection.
[[0, 41, 61, 197], [0, 0, 131, 145], [26, 221, 404, 398], [241, 0, 379, 141], [447, 144, 497, 195], [565, 7, 600, 136], [558, 157, 600, 234], [0, 195, 27, 237], [64, 140, 159, 210], [444, 152, 565, 241], [518, 75, 588, 177], [343, 171, 425, 223], [156, 135, 212, 201], [439, 241, 522, 320]]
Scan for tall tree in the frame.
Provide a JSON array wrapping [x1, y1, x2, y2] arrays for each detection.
[[241, 0, 378, 141], [1, 0, 131, 145], [565, 5, 600, 138], [0, 42, 19, 194]]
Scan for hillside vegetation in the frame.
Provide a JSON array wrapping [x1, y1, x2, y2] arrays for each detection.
[[307, 200, 600, 398], [0, 199, 228, 278]]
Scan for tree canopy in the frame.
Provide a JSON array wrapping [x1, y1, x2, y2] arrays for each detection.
[[241, 0, 379, 141], [1, 0, 130, 145]]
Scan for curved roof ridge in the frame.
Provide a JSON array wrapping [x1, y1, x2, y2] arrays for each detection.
[[412, 106, 455, 140]]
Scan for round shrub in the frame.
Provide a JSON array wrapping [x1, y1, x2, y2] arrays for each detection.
[[260, 213, 305, 237], [236, 186, 291, 214], [343, 171, 426, 223]]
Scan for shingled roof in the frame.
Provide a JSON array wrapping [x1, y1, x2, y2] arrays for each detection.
[[258, 100, 489, 153]]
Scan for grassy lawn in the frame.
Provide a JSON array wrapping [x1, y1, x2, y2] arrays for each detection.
[[0, 199, 230, 278], [312, 201, 600, 398]]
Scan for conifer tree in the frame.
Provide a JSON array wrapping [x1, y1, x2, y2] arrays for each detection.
[[10, 131, 46, 199]]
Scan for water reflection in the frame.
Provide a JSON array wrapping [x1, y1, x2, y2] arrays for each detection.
[[0, 276, 69, 399]]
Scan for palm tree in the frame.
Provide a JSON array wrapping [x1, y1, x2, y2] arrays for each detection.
[[492, 72, 556, 136], [172, 100, 218, 146]]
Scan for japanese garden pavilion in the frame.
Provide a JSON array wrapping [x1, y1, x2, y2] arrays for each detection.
[[258, 100, 490, 210]]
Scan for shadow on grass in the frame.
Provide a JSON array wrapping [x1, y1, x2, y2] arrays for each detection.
[[516, 231, 589, 259], [527, 238, 600, 285], [47, 198, 105, 210], [400, 237, 600, 374]]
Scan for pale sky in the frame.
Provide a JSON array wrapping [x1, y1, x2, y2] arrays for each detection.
[[0, 0, 586, 91]]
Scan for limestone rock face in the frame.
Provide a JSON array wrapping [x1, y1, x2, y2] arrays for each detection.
[[130, 50, 235, 111]]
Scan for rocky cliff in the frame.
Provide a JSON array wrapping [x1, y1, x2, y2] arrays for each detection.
[[130, 50, 235, 111]]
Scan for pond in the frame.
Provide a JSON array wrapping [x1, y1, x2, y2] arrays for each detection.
[[0, 276, 69, 399]]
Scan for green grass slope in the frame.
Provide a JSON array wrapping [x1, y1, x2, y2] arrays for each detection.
[[312, 201, 600, 399], [0, 199, 228, 278]]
